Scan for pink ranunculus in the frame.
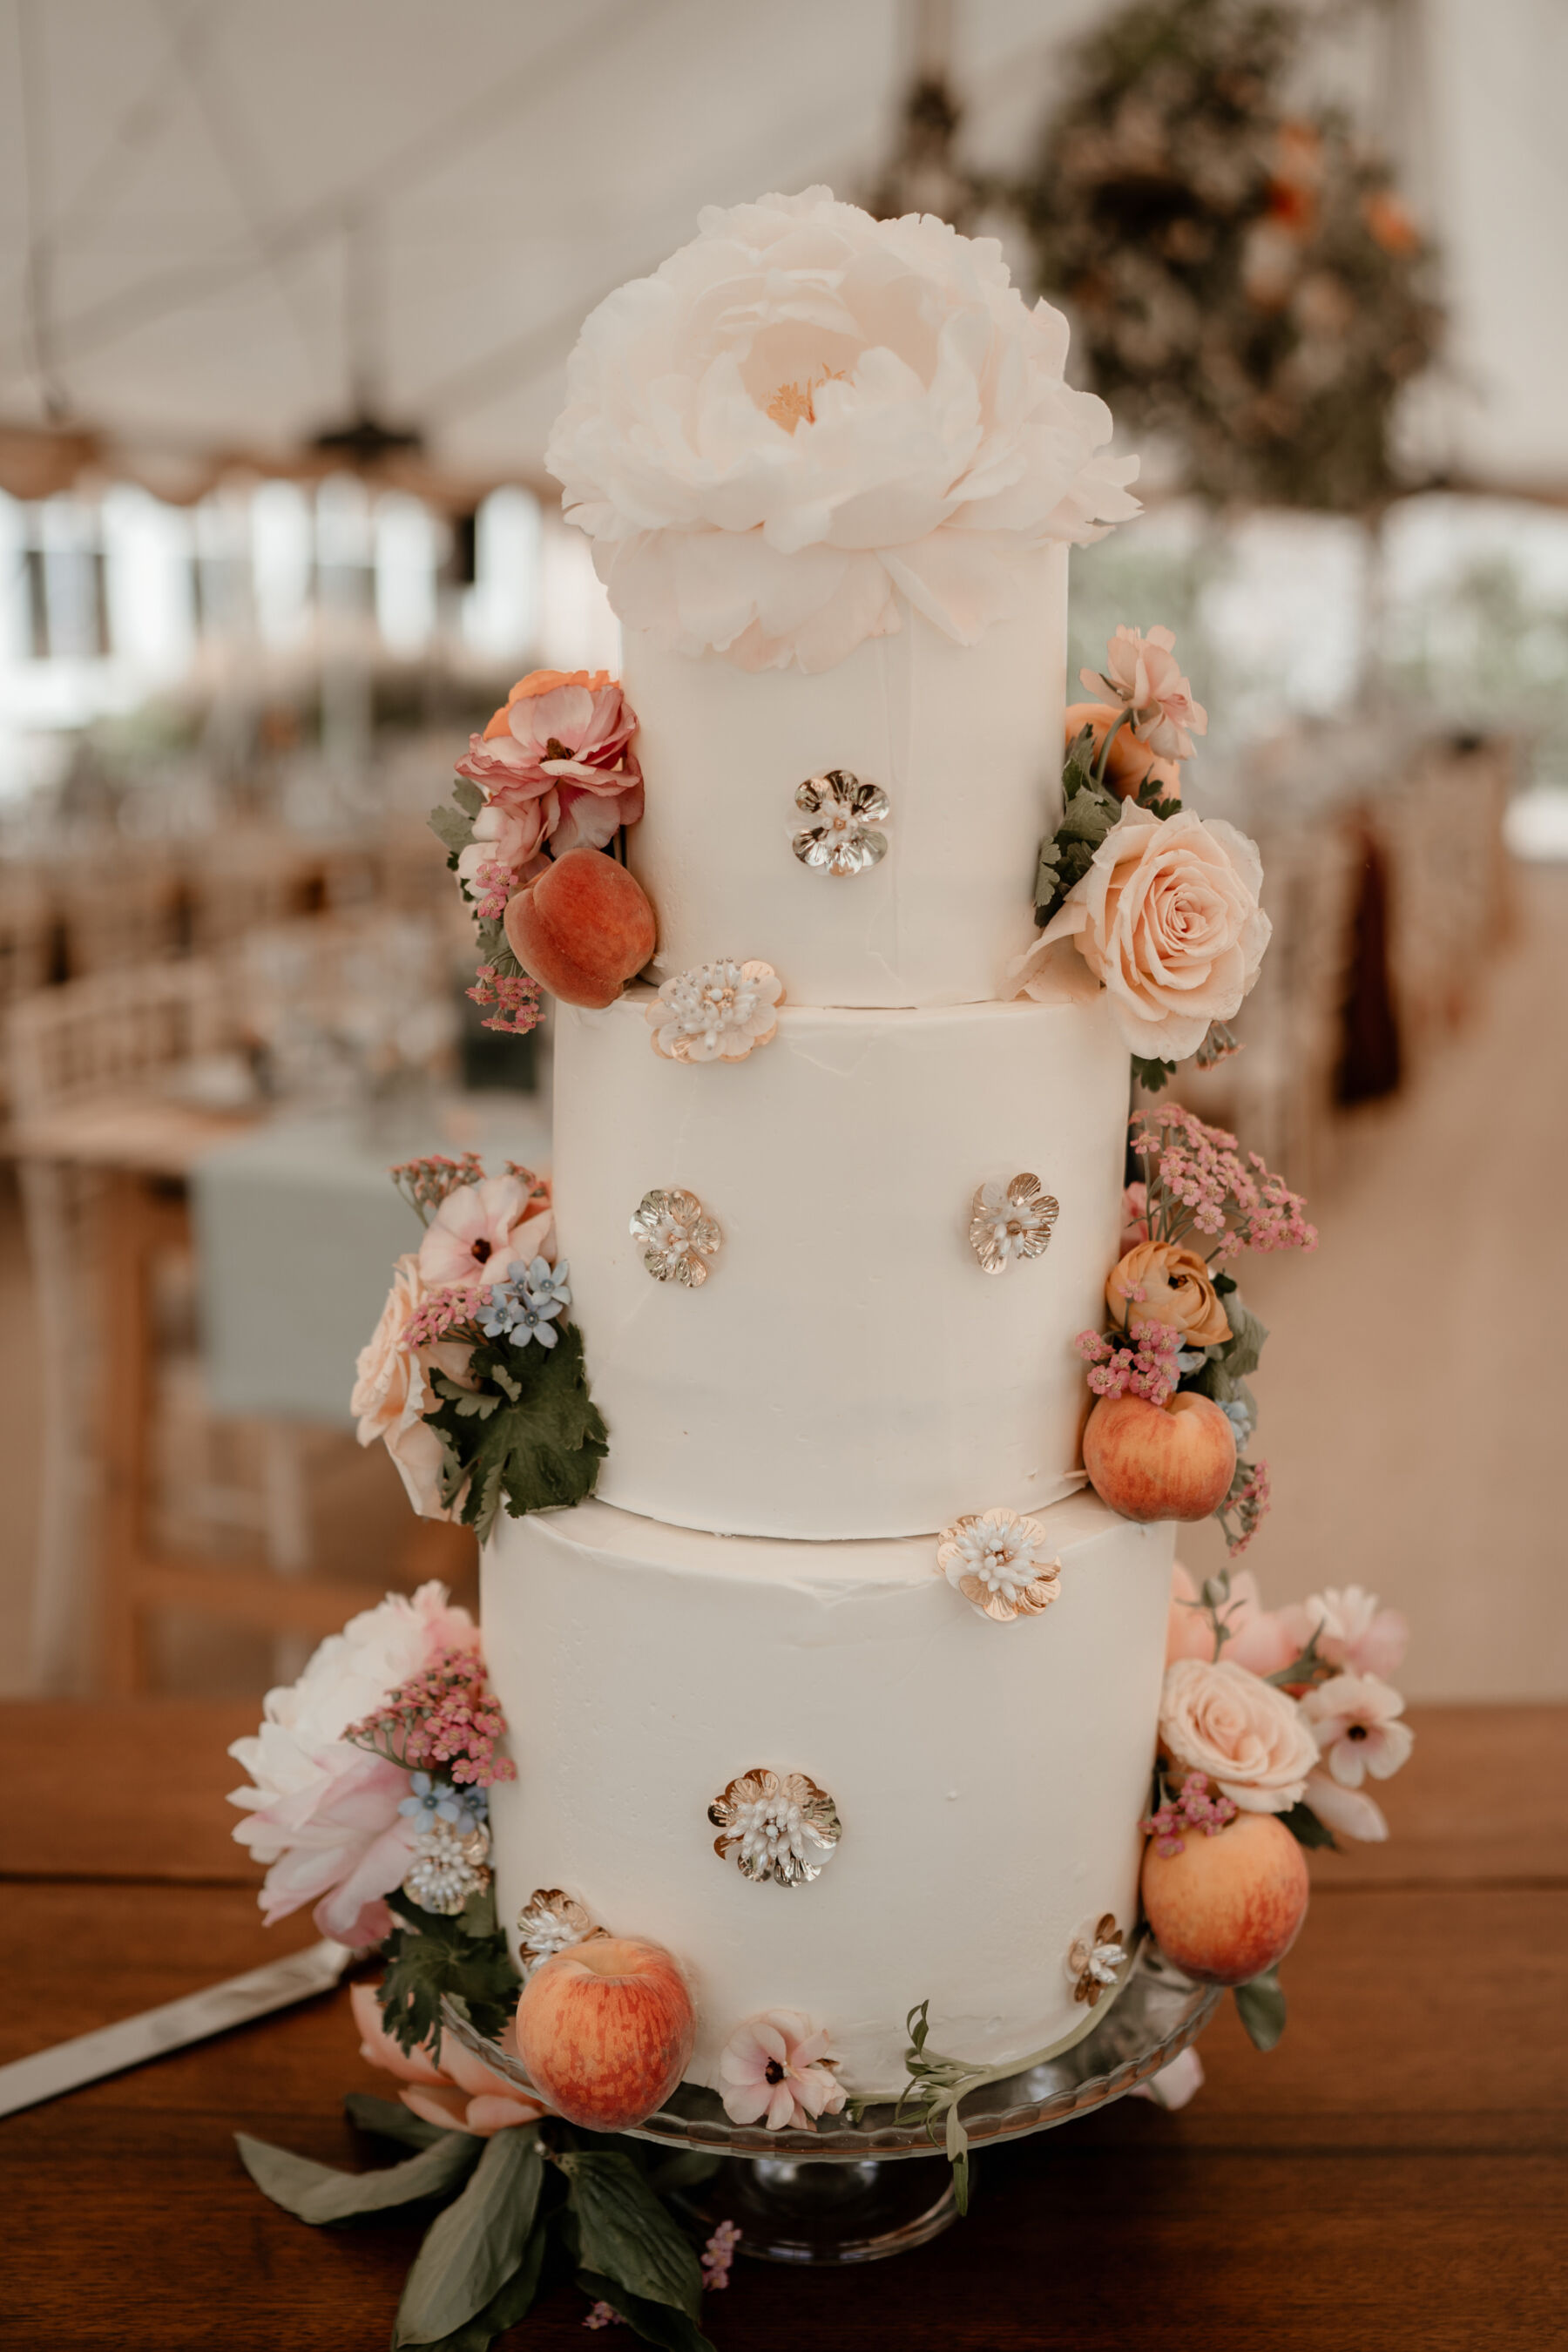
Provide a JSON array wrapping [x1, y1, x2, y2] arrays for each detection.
[[1166, 1562, 1299, 1677], [456, 675, 642, 838], [350, 1983, 550, 2134], [1093, 625, 1208, 762], [228, 1584, 476, 1943], [719, 2009, 847, 2132], [1281, 1585, 1409, 1680], [416, 1172, 553, 1294]]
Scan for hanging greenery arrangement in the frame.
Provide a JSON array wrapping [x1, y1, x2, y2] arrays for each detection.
[[1015, 0, 1441, 512]]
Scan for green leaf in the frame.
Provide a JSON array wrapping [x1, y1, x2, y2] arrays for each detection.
[[1216, 1291, 1268, 1380], [405, 2223, 548, 2352], [561, 2151, 704, 2322], [1233, 1966, 1288, 2052], [393, 2128, 544, 2349], [645, 2151, 723, 2198], [1057, 789, 1118, 846], [1131, 1054, 1177, 1093], [235, 2128, 478, 2226], [430, 1321, 608, 1534], [429, 801, 476, 858], [452, 776, 484, 819], [1277, 1801, 1338, 1851], [342, 2093, 447, 2151], [577, 2274, 716, 2352], [377, 1900, 521, 2059]]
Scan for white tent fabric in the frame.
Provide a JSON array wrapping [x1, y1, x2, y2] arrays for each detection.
[[0, 0, 1563, 494]]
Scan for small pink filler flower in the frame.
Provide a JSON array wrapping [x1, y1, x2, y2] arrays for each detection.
[[720, 2010, 846, 2132]]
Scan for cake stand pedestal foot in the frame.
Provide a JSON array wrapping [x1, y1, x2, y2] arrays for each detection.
[[672, 2153, 963, 2267]]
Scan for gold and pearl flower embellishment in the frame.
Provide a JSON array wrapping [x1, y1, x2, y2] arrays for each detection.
[[936, 1508, 1062, 1624], [708, 1768, 842, 1889], [647, 958, 782, 1064], [969, 1174, 1058, 1274], [515, 1888, 606, 1976], [792, 769, 889, 876], [1066, 1915, 1129, 2008], [631, 1188, 722, 1287]]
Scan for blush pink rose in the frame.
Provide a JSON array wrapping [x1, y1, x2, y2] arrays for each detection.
[[1166, 1562, 1298, 1677], [350, 1254, 468, 1524], [1158, 1655, 1319, 1814], [350, 1982, 550, 2134], [416, 1172, 554, 1294], [1013, 803, 1270, 1062]]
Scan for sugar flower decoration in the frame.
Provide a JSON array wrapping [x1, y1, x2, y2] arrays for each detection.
[[1085, 625, 1208, 763], [1301, 1673, 1414, 1789], [516, 1888, 605, 1976], [402, 1818, 493, 1917], [968, 1174, 1058, 1274], [936, 1508, 1062, 1625], [1066, 1915, 1128, 2008], [719, 2010, 847, 2130], [792, 770, 889, 875], [1013, 804, 1270, 1063], [547, 186, 1138, 675], [708, 1767, 842, 1888], [631, 1187, 722, 1287], [1158, 1657, 1319, 1815], [646, 958, 783, 1064]]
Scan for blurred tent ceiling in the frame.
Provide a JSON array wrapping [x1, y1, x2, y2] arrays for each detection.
[[0, 0, 1565, 507]]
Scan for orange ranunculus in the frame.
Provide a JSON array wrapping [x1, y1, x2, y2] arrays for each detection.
[[1107, 1240, 1232, 1349], [483, 670, 613, 738], [1064, 702, 1182, 805]]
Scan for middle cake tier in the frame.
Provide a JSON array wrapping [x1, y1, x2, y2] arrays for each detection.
[[552, 987, 1130, 1540]]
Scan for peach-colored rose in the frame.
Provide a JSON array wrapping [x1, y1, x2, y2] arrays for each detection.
[[1064, 700, 1181, 805], [1166, 1562, 1299, 1677], [1108, 1239, 1231, 1348], [350, 1982, 550, 2135], [350, 1255, 463, 1524], [1158, 1656, 1319, 1814], [1013, 803, 1270, 1062]]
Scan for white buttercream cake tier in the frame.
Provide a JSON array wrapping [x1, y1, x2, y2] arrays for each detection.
[[551, 987, 1130, 1542], [483, 1491, 1173, 2099], [622, 546, 1066, 1012]]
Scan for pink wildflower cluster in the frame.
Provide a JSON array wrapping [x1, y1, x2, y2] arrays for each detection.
[[1218, 1458, 1272, 1557], [468, 963, 543, 1037], [403, 1286, 491, 1349], [582, 2306, 626, 2331], [1076, 1320, 1182, 1408], [1140, 1771, 1239, 1856], [389, 1153, 483, 1222], [346, 1647, 517, 1790], [470, 858, 515, 923], [1129, 1104, 1316, 1266], [702, 2220, 741, 2290]]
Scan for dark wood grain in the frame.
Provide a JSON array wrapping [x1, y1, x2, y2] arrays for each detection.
[[1, 1704, 1564, 2351]]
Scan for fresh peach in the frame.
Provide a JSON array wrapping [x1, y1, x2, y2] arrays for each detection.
[[1083, 1390, 1236, 1523], [1141, 1810, 1309, 1986], [504, 847, 656, 1009], [1064, 700, 1182, 803], [512, 1935, 693, 2130]]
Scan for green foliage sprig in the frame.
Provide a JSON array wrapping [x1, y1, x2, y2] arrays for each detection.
[[376, 1886, 521, 2060], [427, 1322, 608, 1542]]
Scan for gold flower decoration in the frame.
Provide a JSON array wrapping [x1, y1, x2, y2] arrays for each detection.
[[402, 1820, 492, 1917], [516, 1888, 606, 1975], [708, 1768, 842, 1888], [631, 1187, 723, 1286], [792, 769, 890, 875], [1066, 1915, 1128, 2008], [936, 1508, 1062, 1625], [969, 1174, 1059, 1274]]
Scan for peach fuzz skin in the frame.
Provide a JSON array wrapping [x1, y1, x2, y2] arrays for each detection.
[[1083, 1390, 1237, 1524], [504, 846, 657, 1010], [1140, 1811, 1310, 1986], [512, 1936, 694, 2131]]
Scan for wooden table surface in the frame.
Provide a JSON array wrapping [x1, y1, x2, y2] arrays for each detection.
[[2, 1700, 1564, 2350]]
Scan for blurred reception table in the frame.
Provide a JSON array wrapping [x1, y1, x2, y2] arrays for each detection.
[[0, 1702, 1562, 2349]]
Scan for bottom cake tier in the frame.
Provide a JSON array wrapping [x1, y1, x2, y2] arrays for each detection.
[[483, 1491, 1174, 2099]]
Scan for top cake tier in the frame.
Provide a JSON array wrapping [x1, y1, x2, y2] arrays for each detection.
[[622, 545, 1066, 1011]]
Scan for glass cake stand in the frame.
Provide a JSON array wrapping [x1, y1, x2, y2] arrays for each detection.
[[444, 1949, 1220, 2266]]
